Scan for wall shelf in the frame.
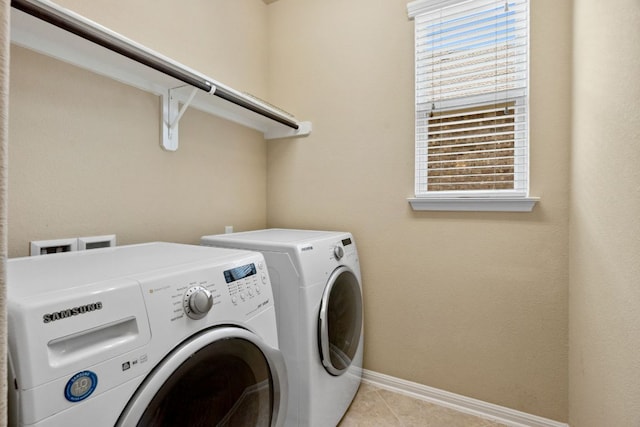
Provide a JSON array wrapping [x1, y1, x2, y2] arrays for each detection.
[[10, 0, 311, 151]]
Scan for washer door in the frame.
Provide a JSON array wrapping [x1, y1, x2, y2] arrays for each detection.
[[116, 327, 287, 427], [318, 266, 363, 376]]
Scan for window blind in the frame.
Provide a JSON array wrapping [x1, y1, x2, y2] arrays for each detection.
[[411, 0, 529, 196]]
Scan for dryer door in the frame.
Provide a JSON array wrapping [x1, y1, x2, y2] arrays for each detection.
[[318, 266, 363, 376], [116, 327, 287, 427]]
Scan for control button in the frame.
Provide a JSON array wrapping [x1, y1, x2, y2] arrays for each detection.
[[255, 286, 261, 294], [334, 245, 344, 261], [248, 289, 254, 297], [261, 274, 268, 284], [240, 293, 246, 301], [184, 286, 213, 319], [258, 262, 265, 270], [65, 371, 98, 402], [231, 296, 238, 305]]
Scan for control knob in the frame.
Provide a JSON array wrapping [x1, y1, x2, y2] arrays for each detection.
[[184, 286, 213, 319], [334, 245, 344, 261]]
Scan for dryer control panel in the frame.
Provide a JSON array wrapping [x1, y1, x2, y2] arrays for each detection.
[[332, 237, 355, 261]]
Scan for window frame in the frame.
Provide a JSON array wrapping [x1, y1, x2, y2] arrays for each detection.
[[407, 0, 538, 212]]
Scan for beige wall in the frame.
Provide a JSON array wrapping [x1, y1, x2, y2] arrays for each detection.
[[570, 0, 640, 426], [1, 1, 9, 425], [267, 0, 571, 421], [8, 0, 270, 258]]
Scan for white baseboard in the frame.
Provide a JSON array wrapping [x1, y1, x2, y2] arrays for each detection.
[[361, 370, 569, 427]]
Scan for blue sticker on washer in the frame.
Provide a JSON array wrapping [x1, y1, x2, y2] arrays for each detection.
[[64, 371, 98, 402]]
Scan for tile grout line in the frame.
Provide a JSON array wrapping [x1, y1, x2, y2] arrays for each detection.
[[373, 388, 407, 427]]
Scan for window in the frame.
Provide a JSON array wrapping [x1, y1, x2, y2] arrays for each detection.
[[407, 0, 537, 212]]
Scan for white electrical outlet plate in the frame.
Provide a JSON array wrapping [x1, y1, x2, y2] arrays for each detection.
[[78, 235, 116, 250], [30, 238, 78, 256]]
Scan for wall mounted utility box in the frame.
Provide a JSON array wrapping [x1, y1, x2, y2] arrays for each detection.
[[30, 238, 78, 256], [78, 235, 116, 250], [30, 235, 116, 256]]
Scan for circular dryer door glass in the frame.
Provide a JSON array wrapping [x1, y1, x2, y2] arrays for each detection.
[[318, 267, 363, 376], [136, 337, 274, 426]]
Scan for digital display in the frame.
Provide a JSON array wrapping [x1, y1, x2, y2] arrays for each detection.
[[342, 238, 352, 246], [224, 263, 257, 283]]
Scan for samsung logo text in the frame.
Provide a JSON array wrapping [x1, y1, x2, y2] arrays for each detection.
[[43, 302, 103, 323]]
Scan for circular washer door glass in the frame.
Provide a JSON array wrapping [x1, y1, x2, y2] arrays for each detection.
[[138, 337, 273, 426], [318, 266, 363, 376]]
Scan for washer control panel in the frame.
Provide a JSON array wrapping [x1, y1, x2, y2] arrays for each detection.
[[143, 253, 273, 326], [183, 285, 213, 319], [224, 261, 268, 306]]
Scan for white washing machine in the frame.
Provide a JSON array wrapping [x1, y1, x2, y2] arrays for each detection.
[[7, 242, 288, 426], [201, 229, 364, 427]]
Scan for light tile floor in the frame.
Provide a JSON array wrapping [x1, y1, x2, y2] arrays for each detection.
[[338, 382, 509, 427]]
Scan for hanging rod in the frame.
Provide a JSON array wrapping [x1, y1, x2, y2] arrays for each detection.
[[11, 0, 300, 130]]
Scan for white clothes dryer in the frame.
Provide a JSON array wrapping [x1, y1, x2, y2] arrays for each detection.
[[201, 229, 364, 427], [7, 242, 287, 427]]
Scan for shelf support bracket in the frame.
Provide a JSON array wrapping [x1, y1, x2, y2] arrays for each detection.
[[161, 86, 210, 151]]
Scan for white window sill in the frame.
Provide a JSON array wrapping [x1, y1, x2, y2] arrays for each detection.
[[408, 197, 539, 212]]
